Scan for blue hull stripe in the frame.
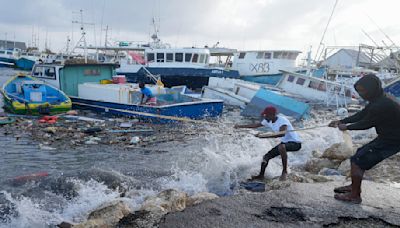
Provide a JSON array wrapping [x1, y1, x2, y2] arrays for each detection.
[[70, 97, 223, 123]]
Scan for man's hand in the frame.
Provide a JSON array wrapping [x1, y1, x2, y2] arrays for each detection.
[[328, 120, 341, 127], [338, 123, 347, 131]]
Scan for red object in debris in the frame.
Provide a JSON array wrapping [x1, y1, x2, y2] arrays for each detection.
[[13, 172, 49, 182], [112, 75, 126, 84], [38, 116, 58, 124]]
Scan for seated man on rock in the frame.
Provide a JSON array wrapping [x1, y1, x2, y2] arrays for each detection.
[[329, 74, 400, 204], [235, 106, 302, 181]]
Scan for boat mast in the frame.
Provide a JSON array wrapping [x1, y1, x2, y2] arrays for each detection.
[[72, 9, 94, 63]]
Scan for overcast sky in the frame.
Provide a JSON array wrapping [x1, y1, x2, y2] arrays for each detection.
[[1, 0, 399, 58]]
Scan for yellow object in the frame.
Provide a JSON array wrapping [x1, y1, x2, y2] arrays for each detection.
[[156, 79, 164, 88], [100, 79, 112, 84], [156, 79, 164, 94]]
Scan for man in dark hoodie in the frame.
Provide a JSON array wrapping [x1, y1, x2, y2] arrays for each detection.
[[329, 74, 400, 204]]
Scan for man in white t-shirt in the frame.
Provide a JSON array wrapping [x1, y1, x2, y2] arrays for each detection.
[[234, 106, 302, 181]]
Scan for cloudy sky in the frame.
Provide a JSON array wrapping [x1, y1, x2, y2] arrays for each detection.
[[1, 0, 399, 59]]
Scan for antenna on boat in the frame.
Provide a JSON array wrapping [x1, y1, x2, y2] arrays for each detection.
[[314, 0, 339, 62], [72, 9, 94, 63]]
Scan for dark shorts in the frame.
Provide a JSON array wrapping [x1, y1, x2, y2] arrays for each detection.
[[263, 142, 302, 161], [351, 138, 400, 170]]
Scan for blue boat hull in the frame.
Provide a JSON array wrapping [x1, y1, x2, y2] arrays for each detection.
[[118, 67, 240, 90], [384, 78, 400, 99], [0, 57, 15, 67], [241, 88, 310, 120], [70, 97, 223, 123], [16, 58, 35, 71]]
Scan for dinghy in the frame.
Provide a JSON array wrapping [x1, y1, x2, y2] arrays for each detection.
[[1, 74, 72, 115]]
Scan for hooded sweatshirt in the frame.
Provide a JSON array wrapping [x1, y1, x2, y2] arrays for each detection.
[[340, 74, 400, 143]]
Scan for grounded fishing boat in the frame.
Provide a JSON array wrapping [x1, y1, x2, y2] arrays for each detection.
[[31, 61, 223, 122], [1, 74, 71, 115]]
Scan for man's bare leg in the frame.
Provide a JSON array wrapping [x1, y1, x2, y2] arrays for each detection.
[[278, 144, 288, 181]]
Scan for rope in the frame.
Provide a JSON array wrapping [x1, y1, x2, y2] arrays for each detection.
[[256, 124, 329, 138], [73, 101, 216, 124]]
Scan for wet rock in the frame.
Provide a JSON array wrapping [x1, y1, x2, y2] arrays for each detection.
[[321, 131, 353, 161], [78, 168, 133, 193], [187, 192, 219, 207], [160, 181, 400, 228], [311, 150, 322, 158], [305, 158, 341, 174], [304, 173, 332, 183], [319, 168, 341, 176], [265, 180, 291, 191], [337, 159, 351, 176], [57, 221, 73, 228], [287, 173, 307, 183], [140, 189, 188, 213], [117, 210, 164, 228], [73, 200, 131, 227]]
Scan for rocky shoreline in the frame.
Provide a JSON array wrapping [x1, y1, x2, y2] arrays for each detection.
[[56, 175, 400, 227]]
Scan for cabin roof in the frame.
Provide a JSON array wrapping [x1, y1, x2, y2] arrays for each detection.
[[237, 50, 302, 53], [0, 40, 27, 51]]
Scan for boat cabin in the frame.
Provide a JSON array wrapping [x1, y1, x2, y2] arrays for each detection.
[[127, 48, 210, 67], [32, 62, 118, 97], [232, 50, 301, 76], [277, 70, 355, 106]]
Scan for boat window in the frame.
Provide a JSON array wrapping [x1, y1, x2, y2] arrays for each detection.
[[256, 52, 264, 59], [205, 55, 209, 64], [0, 51, 4, 54], [199, 54, 205, 63], [33, 66, 43, 77], [44, 67, 56, 79], [166, 53, 173, 62], [308, 81, 318, 89], [317, 82, 326, 91], [175, 53, 183, 62], [296, 77, 306, 85], [264, 52, 271, 59], [147, 53, 155, 62], [273, 51, 283, 59], [345, 89, 352, 97], [238, 52, 246, 59], [192, 54, 199, 63], [156, 53, 165, 62], [6, 51, 12, 55], [287, 75, 295, 82], [185, 53, 192, 62]]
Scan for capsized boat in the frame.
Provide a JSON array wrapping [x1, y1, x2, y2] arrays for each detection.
[[1, 74, 71, 115], [384, 77, 400, 99]]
